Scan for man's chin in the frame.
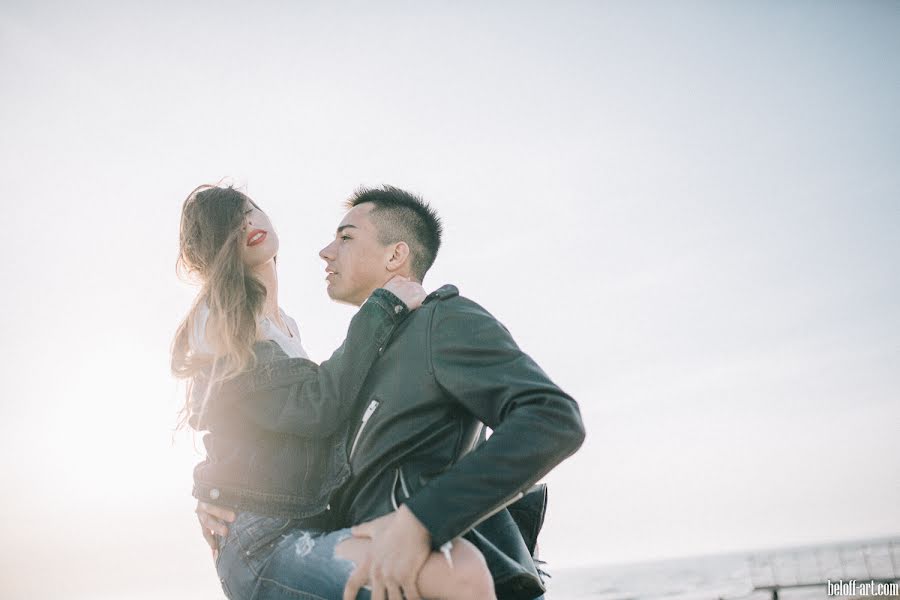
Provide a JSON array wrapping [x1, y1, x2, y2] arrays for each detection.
[[326, 285, 354, 305]]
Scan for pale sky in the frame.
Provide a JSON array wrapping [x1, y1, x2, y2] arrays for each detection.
[[1, 1, 898, 598]]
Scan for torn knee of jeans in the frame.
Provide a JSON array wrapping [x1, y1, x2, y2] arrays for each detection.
[[294, 532, 315, 558]]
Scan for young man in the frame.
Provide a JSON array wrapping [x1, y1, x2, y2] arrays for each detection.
[[198, 186, 585, 600]]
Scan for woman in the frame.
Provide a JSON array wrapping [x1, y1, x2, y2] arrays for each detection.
[[171, 184, 495, 600]]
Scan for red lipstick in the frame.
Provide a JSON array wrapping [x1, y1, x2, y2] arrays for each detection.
[[246, 229, 267, 247]]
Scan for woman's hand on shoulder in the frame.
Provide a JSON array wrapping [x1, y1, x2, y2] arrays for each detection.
[[383, 276, 427, 311]]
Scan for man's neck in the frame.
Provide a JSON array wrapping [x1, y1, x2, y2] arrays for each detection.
[[355, 273, 420, 307]]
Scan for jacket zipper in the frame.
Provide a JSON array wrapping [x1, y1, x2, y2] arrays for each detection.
[[398, 465, 411, 497], [390, 466, 412, 510], [349, 399, 379, 460], [390, 468, 401, 510], [391, 464, 456, 568], [459, 490, 526, 536]]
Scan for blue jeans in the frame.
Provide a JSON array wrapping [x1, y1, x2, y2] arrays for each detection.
[[216, 511, 370, 600]]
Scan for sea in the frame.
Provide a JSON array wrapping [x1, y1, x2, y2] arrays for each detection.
[[546, 537, 900, 600]]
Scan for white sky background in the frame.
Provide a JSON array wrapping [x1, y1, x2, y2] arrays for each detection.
[[1, 1, 898, 598]]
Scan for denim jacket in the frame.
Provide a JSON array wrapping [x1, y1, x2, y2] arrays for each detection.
[[190, 288, 411, 518]]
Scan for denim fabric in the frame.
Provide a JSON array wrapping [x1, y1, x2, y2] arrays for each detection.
[[216, 511, 371, 600], [193, 288, 410, 518]]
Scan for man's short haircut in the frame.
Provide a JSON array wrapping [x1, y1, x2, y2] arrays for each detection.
[[345, 185, 443, 280]]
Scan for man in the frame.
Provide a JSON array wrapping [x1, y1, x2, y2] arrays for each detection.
[[198, 186, 585, 599]]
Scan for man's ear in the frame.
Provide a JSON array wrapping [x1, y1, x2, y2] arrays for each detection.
[[385, 241, 411, 273]]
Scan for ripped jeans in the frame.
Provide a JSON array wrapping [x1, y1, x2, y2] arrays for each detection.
[[216, 511, 370, 600]]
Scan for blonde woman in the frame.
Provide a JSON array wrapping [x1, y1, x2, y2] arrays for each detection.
[[172, 184, 495, 600]]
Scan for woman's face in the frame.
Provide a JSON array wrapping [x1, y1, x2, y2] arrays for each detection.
[[239, 200, 279, 268]]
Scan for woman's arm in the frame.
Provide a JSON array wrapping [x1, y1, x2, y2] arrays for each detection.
[[203, 286, 419, 437]]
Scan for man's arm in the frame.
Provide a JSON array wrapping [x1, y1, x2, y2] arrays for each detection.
[[345, 296, 585, 600], [402, 298, 586, 549], [204, 287, 411, 437]]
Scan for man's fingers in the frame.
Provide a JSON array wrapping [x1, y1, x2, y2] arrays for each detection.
[[198, 501, 236, 523], [198, 511, 229, 537], [401, 577, 422, 600], [384, 579, 403, 600], [350, 522, 373, 538], [200, 521, 218, 550], [351, 511, 395, 538], [370, 566, 385, 600], [343, 564, 367, 600], [195, 501, 232, 537]]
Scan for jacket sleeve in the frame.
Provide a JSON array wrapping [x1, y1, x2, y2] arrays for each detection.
[[401, 299, 586, 549], [207, 288, 410, 437]]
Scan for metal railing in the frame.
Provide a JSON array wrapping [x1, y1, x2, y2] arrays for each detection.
[[734, 539, 900, 600]]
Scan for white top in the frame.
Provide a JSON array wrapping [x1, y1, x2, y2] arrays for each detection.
[[191, 302, 309, 359], [259, 308, 309, 359]]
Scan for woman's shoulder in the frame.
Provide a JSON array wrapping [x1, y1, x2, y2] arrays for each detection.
[[252, 338, 291, 363]]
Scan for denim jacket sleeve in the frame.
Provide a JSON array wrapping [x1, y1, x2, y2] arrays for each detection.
[[402, 298, 586, 549], [210, 288, 410, 437]]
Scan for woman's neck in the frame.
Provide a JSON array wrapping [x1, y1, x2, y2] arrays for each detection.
[[252, 259, 281, 322]]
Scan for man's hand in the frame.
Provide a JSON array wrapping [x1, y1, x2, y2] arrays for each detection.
[[382, 276, 427, 311], [343, 505, 431, 600], [195, 500, 236, 561]]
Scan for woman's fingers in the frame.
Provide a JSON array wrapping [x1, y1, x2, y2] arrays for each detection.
[[382, 278, 426, 310]]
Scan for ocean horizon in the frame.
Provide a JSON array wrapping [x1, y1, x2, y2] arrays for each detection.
[[546, 536, 900, 600]]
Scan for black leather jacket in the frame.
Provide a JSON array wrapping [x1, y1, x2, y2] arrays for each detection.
[[212, 284, 586, 599], [190, 288, 411, 517], [329, 284, 586, 599]]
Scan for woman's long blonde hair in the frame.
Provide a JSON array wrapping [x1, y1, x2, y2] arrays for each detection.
[[171, 184, 267, 429]]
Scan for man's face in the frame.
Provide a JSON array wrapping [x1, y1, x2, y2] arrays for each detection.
[[319, 203, 394, 306]]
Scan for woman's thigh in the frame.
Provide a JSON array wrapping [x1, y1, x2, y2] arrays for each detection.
[[336, 535, 496, 600], [252, 527, 371, 600], [216, 512, 296, 599]]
